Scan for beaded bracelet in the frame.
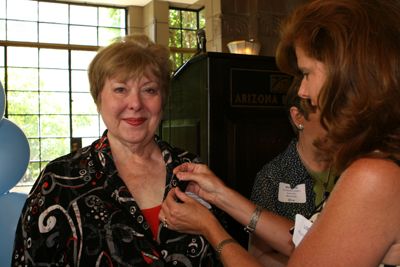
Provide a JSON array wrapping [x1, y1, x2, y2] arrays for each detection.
[[215, 238, 237, 258], [244, 205, 262, 233]]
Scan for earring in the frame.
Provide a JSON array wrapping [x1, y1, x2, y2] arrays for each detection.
[[298, 124, 304, 131]]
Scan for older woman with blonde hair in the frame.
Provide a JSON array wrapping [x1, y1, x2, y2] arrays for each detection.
[[12, 35, 222, 266]]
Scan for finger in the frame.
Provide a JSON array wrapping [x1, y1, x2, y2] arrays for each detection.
[[173, 162, 192, 174], [164, 188, 178, 206], [174, 186, 192, 203]]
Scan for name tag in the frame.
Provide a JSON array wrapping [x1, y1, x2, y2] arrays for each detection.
[[278, 182, 306, 203], [292, 214, 313, 246]]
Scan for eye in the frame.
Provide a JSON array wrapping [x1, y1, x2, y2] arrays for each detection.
[[114, 86, 126, 93], [142, 87, 159, 95]]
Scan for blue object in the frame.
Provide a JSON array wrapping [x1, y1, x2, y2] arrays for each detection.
[[0, 192, 27, 266], [0, 81, 4, 121], [0, 118, 30, 195]]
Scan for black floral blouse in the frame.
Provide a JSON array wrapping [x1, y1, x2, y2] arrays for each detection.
[[12, 131, 222, 266]]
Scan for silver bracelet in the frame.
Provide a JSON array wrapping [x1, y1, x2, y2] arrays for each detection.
[[244, 205, 262, 233], [215, 238, 237, 258]]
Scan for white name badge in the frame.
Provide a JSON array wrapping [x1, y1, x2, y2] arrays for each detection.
[[292, 214, 313, 247], [278, 182, 306, 203]]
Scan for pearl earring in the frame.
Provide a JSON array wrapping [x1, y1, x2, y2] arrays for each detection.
[[298, 124, 304, 131]]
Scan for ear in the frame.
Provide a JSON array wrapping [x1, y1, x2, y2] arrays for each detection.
[[289, 106, 304, 126]]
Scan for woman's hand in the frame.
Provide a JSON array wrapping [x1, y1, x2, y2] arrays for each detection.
[[159, 187, 219, 236], [173, 163, 226, 205]]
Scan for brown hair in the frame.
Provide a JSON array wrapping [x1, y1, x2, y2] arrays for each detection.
[[88, 34, 171, 106], [276, 0, 400, 172]]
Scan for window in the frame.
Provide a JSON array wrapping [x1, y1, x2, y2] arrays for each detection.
[[169, 7, 205, 70], [0, 0, 127, 190]]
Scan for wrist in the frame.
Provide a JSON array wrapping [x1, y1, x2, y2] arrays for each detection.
[[214, 186, 235, 210]]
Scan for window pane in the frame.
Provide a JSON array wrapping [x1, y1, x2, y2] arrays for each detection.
[[7, 91, 39, 114], [7, 20, 38, 42], [72, 114, 101, 137], [0, 0, 5, 19], [182, 11, 197, 29], [7, 114, 39, 138], [99, 27, 124, 46], [8, 47, 38, 67], [40, 92, 69, 114], [199, 9, 205, 28], [170, 52, 183, 70], [70, 25, 97, 45], [39, 23, 68, 44], [169, 29, 182, 48], [8, 68, 38, 91], [39, 49, 68, 68], [40, 115, 70, 137], [182, 30, 197, 48], [7, 0, 37, 21], [71, 51, 96, 70], [39, 69, 69, 92], [82, 137, 98, 147], [70, 5, 97, 26], [41, 138, 69, 160], [169, 9, 180, 27], [40, 67, 69, 84], [0, 46, 3, 65], [39, 2, 68, 23], [71, 70, 90, 92], [72, 92, 96, 114], [25, 161, 41, 183], [0, 19, 5, 40], [0, 67, 4, 86], [27, 139, 39, 161], [99, 7, 125, 27], [182, 52, 194, 63]]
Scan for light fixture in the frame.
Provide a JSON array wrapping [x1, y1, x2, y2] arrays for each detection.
[[227, 39, 261, 55]]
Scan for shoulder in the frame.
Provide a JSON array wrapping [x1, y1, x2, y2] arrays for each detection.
[[155, 136, 201, 164], [326, 157, 400, 221], [338, 157, 400, 193]]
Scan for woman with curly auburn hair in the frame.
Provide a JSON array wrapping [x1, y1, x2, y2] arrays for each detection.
[[158, 1, 400, 266]]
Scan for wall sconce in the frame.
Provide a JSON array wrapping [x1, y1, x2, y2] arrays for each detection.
[[227, 39, 261, 55]]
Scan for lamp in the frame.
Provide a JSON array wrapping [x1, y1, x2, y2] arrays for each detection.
[[227, 39, 261, 55]]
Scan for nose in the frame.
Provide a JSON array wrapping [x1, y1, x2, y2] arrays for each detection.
[[127, 91, 142, 111], [297, 80, 309, 99]]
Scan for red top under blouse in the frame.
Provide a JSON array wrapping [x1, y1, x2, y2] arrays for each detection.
[[141, 205, 162, 239]]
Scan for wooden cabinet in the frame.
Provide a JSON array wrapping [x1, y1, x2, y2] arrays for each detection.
[[161, 52, 294, 246]]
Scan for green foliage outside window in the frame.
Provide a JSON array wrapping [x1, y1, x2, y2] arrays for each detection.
[[169, 7, 205, 71], [0, 0, 126, 187]]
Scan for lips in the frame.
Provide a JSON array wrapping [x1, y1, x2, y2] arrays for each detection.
[[124, 117, 146, 126]]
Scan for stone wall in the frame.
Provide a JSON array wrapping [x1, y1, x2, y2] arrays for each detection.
[[204, 0, 307, 56]]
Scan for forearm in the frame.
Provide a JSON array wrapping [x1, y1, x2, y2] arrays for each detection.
[[214, 186, 295, 256], [249, 235, 289, 267], [201, 215, 263, 267]]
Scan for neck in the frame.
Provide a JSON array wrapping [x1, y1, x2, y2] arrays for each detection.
[[296, 140, 329, 173]]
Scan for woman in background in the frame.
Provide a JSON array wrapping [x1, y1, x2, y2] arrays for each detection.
[[249, 80, 335, 266], [160, 0, 400, 266]]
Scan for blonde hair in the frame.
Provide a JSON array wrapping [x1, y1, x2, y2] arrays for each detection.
[[88, 34, 171, 107]]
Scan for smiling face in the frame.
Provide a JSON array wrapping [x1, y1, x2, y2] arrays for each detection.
[[295, 45, 327, 107], [98, 71, 163, 148]]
